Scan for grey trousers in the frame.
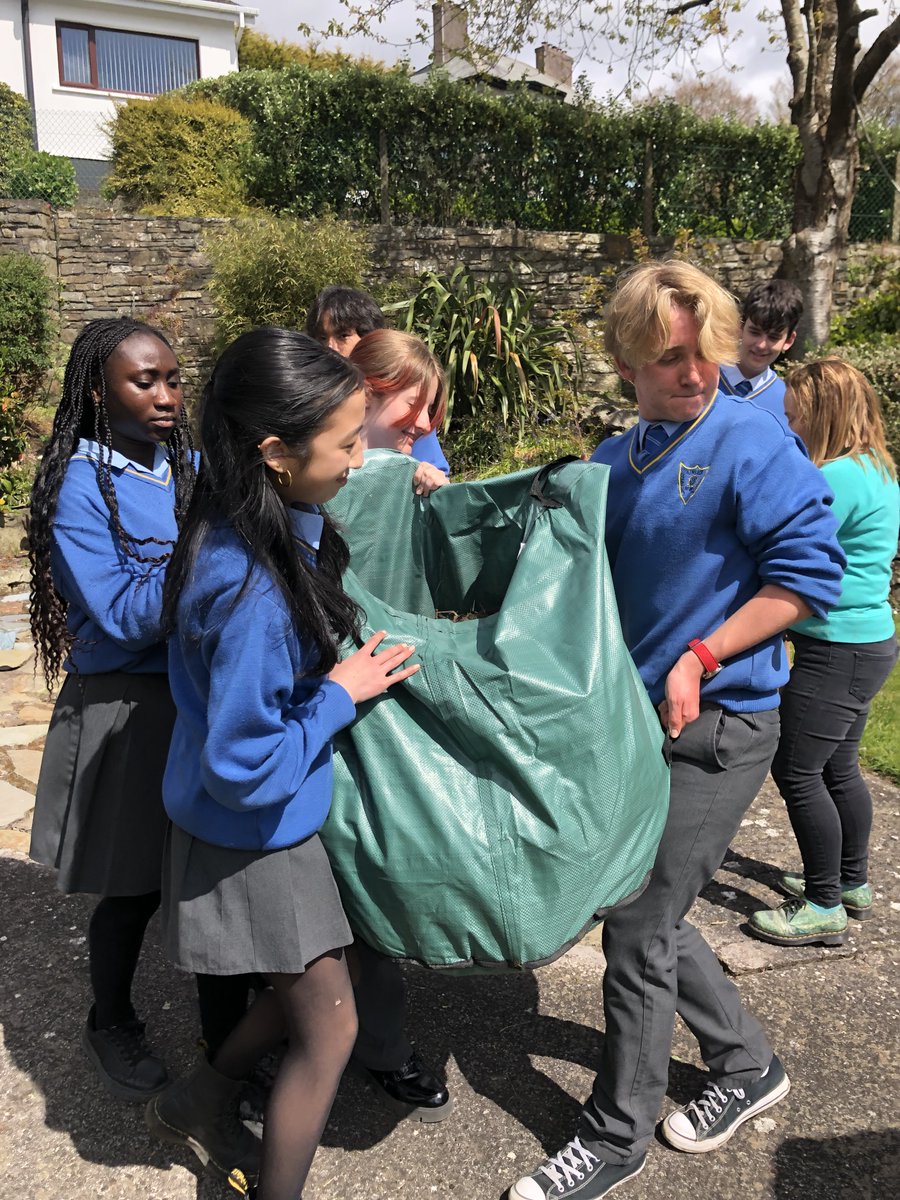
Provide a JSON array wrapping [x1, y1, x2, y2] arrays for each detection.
[[352, 938, 414, 1070], [579, 706, 780, 1163]]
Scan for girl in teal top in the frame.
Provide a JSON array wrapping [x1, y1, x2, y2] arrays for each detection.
[[750, 359, 899, 947]]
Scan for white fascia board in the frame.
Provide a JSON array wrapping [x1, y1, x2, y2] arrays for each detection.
[[80, 0, 259, 23]]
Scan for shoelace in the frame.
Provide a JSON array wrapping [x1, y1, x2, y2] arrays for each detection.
[[686, 1081, 746, 1131], [104, 1019, 152, 1067], [539, 1138, 600, 1192]]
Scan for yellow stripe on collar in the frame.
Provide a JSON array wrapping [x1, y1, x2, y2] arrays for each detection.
[[628, 394, 717, 476]]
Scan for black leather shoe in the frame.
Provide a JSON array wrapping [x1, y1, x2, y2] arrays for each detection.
[[355, 1051, 453, 1123]]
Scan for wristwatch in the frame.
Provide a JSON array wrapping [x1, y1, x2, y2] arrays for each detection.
[[688, 639, 722, 679]]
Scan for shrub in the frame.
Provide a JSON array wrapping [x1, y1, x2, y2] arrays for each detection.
[[831, 261, 900, 344], [204, 212, 370, 348], [103, 95, 252, 215], [0, 83, 34, 189], [238, 29, 395, 74], [0, 253, 55, 500], [2, 149, 78, 206], [388, 266, 581, 432]]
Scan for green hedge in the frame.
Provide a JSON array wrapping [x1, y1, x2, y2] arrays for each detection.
[[0, 252, 55, 504], [161, 67, 800, 236]]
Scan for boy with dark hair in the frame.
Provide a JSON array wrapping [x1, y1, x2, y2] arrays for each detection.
[[306, 286, 450, 474], [718, 278, 804, 426]]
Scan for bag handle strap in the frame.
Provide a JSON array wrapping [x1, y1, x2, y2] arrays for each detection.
[[529, 455, 582, 509]]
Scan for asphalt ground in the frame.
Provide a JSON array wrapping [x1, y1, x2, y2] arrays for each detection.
[[1, 559, 898, 1200]]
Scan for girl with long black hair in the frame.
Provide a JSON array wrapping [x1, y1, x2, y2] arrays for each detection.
[[28, 317, 195, 1100], [146, 326, 417, 1198]]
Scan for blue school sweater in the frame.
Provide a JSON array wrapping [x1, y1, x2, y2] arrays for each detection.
[[590, 393, 845, 710], [411, 429, 451, 476], [164, 514, 357, 851], [791, 455, 900, 644], [718, 364, 788, 427], [50, 439, 178, 674]]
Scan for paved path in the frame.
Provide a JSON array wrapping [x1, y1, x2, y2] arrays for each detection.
[[1, 559, 898, 1200]]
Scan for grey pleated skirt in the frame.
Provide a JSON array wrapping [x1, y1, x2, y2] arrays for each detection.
[[161, 823, 353, 976], [29, 671, 174, 896]]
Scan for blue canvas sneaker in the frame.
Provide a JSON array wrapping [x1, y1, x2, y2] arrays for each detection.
[[661, 1054, 790, 1153], [509, 1138, 645, 1198]]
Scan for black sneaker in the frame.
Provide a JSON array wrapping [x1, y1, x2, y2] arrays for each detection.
[[354, 1050, 453, 1123], [661, 1054, 790, 1153], [509, 1140, 645, 1199], [81, 1005, 169, 1102]]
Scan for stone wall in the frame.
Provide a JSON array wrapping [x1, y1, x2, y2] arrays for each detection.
[[2, 199, 898, 397]]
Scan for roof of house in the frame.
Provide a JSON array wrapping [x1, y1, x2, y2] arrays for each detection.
[[411, 54, 570, 99]]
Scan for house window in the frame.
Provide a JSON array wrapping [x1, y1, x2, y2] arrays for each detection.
[[57, 22, 200, 95]]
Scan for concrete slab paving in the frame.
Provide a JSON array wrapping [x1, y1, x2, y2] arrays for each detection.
[[6, 747, 42, 788], [0, 779, 37, 826], [0, 724, 50, 748]]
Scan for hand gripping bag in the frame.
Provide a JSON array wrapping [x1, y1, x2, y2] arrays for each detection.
[[321, 451, 669, 969]]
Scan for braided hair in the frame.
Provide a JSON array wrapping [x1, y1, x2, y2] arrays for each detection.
[[29, 317, 196, 688]]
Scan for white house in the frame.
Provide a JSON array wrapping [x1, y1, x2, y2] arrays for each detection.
[[0, 0, 257, 191]]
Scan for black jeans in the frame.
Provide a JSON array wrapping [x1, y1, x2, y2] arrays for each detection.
[[771, 631, 898, 908]]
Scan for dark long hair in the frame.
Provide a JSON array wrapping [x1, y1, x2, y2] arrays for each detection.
[[29, 317, 196, 688], [162, 326, 363, 674]]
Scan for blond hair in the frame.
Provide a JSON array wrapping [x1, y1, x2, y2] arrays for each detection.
[[785, 358, 896, 478], [349, 329, 447, 429], [604, 260, 739, 369]]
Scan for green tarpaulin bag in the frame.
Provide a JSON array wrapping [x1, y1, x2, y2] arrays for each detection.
[[321, 451, 669, 969]]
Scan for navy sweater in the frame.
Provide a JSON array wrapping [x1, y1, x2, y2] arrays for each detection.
[[51, 440, 178, 673], [590, 393, 845, 710], [164, 521, 356, 850]]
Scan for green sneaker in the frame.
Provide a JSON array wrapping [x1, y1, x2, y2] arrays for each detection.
[[748, 896, 848, 946], [780, 872, 873, 921]]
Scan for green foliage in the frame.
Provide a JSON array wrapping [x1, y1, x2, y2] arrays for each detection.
[[452, 411, 590, 480], [238, 29, 396, 74], [388, 266, 581, 431], [204, 212, 370, 348], [806, 334, 900, 467], [2, 149, 78, 207], [0, 83, 33, 189], [103, 95, 252, 215], [831, 261, 900, 344], [186, 67, 802, 237], [0, 253, 55, 501]]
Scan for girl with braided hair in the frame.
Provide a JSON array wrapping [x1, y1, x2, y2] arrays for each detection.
[[28, 317, 199, 1102]]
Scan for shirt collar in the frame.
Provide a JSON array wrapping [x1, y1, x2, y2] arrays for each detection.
[[288, 504, 324, 552], [636, 416, 685, 449], [76, 438, 170, 478], [720, 363, 773, 392]]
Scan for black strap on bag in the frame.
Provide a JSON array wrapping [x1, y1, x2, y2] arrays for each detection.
[[529, 455, 582, 509]]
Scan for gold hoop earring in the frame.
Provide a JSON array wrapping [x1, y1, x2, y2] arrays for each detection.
[[276, 468, 293, 488]]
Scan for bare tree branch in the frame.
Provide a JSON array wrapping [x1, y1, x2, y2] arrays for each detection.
[[665, 0, 714, 15], [854, 12, 900, 101]]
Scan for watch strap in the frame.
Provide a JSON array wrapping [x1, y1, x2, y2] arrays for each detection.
[[688, 638, 721, 679]]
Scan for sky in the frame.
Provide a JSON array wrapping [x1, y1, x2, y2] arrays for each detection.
[[246, 1, 797, 112]]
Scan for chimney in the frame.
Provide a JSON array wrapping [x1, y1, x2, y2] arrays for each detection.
[[432, 3, 468, 67], [535, 43, 573, 90]]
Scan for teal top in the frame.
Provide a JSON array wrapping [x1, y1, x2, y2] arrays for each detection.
[[792, 454, 899, 644]]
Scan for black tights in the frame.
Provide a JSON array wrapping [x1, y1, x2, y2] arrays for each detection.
[[211, 949, 357, 1200], [88, 891, 160, 1028], [195, 973, 261, 1058]]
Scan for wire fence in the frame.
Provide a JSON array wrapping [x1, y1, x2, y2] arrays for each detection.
[[14, 108, 900, 243]]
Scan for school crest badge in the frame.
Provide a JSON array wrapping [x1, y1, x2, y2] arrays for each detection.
[[678, 463, 709, 505]]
